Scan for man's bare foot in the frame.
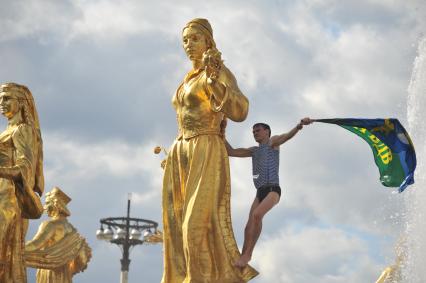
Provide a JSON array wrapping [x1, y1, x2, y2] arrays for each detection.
[[234, 254, 251, 268]]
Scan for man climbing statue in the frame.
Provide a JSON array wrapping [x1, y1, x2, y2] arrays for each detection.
[[226, 117, 312, 268]]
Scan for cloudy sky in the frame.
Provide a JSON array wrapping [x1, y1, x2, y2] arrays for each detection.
[[1, 0, 425, 282]]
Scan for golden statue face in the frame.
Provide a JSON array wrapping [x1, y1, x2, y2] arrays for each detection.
[[182, 26, 209, 62], [0, 91, 21, 119], [44, 197, 56, 216]]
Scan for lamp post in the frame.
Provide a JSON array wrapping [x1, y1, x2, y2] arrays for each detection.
[[96, 194, 159, 283]]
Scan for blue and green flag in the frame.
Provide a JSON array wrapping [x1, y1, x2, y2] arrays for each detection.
[[316, 118, 416, 192]]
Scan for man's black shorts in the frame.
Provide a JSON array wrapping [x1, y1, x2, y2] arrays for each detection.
[[256, 185, 281, 202]]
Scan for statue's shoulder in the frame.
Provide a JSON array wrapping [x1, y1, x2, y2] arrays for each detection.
[[36, 219, 58, 234], [15, 123, 32, 131], [44, 218, 69, 227], [220, 65, 233, 77], [218, 65, 239, 87], [11, 123, 35, 139]]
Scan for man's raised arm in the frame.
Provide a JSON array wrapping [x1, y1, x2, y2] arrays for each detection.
[[270, 117, 312, 148]]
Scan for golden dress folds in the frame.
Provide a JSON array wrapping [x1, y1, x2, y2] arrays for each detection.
[[0, 124, 42, 283], [25, 225, 92, 283], [162, 66, 258, 283]]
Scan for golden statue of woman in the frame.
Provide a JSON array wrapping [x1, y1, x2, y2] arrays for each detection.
[[25, 187, 92, 283], [0, 82, 44, 283], [161, 18, 258, 283]]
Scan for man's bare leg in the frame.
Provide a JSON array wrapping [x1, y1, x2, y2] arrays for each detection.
[[235, 192, 280, 268], [240, 197, 260, 257]]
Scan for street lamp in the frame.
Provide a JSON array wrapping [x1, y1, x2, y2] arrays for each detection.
[[96, 194, 159, 283]]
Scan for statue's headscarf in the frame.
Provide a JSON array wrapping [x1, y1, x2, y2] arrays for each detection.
[[183, 18, 216, 48], [0, 82, 44, 196]]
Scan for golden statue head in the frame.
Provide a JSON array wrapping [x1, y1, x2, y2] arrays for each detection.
[[45, 187, 72, 217], [0, 82, 41, 130], [182, 18, 217, 62]]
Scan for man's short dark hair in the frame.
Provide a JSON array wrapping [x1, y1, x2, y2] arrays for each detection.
[[253, 123, 271, 137]]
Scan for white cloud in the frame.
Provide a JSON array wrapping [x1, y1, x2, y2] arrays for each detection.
[[252, 226, 381, 283], [43, 132, 165, 194], [0, 0, 77, 42], [69, 0, 151, 41]]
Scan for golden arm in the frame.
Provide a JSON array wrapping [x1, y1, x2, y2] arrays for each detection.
[[25, 221, 55, 251]]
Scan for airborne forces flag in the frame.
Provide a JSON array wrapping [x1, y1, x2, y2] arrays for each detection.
[[316, 118, 416, 192]]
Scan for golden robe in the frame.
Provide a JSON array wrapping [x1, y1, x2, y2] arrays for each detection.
[[162, 66, 258, 283], [0, 124, 42, 283], [25, 221, 92, 283]]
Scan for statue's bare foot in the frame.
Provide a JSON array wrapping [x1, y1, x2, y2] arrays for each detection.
[[234, 254, 251, 268]]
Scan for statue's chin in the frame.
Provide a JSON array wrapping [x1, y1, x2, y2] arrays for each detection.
[[187, 54, 202, 62]]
